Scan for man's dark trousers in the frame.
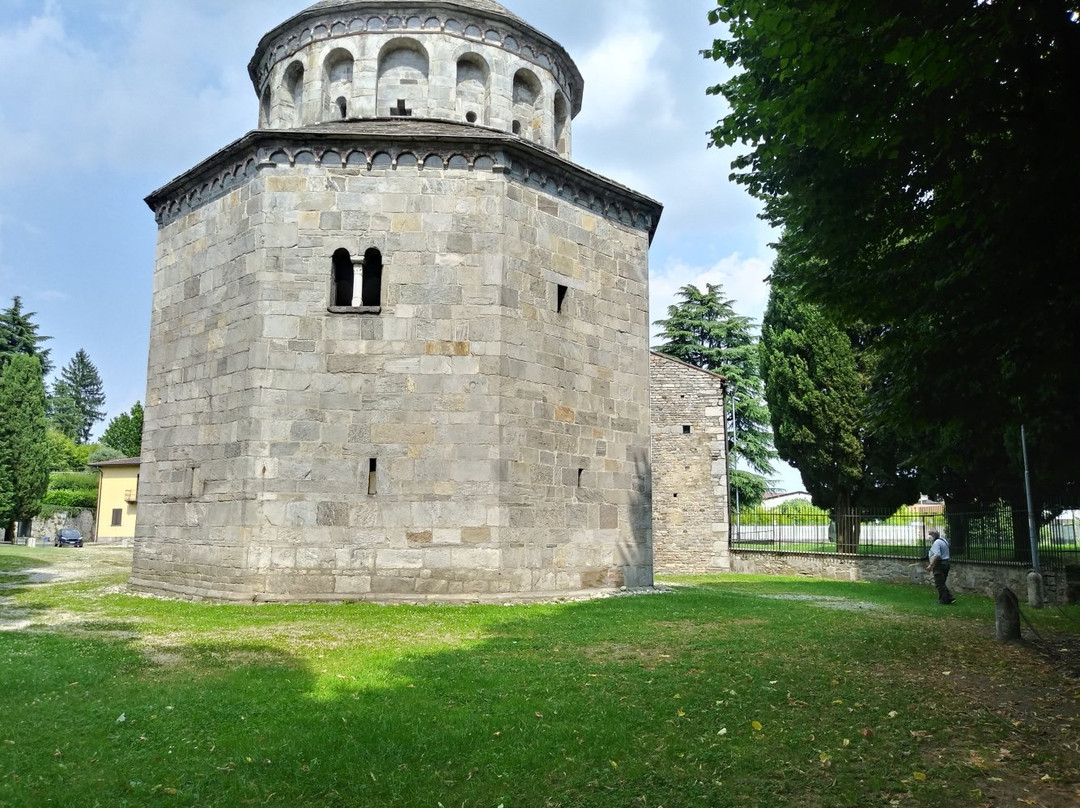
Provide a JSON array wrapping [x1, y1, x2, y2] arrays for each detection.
[[933, 562, 954, 604]]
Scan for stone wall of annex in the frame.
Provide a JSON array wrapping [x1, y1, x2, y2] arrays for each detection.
[[131, 138, 656, 602], [650, 353, 729, 575]]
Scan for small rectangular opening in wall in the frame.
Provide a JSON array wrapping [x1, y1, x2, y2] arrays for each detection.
[[187, 466, 203, 499], [683, 425, 692, 435], [557, 284, 568, 313], [577, 468, 584, 487], [368, 459, 377, 496], [111, 508, 123, 527]]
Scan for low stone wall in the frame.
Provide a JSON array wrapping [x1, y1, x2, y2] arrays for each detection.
[[28, 510, 97, 544], [731, 551, 1072, 604]]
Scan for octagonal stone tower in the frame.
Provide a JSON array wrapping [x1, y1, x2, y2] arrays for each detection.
[[131, 0, 663, 602]]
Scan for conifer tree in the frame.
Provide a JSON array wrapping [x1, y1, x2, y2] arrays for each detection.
[[0, 296, 52, 377], [0, 354, 50, 541], [760, 245, 919, 551], [50, 350, 106, 444]]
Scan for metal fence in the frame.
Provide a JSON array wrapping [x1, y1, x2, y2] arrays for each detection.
[[731, 504, 1080, 568]]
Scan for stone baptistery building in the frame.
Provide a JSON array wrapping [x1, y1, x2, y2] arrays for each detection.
[[131, 0, 664, 602]]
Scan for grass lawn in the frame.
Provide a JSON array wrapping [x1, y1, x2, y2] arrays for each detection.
[[1, 546, 1078, 808]]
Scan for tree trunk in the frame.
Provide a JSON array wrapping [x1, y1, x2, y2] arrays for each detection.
[[1009, 495, 1032, 564], [834, 489, 861, 554], [994, 587, 1021, 642]]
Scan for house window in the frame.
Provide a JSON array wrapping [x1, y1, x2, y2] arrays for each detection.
[[111, 509, 123, 527]]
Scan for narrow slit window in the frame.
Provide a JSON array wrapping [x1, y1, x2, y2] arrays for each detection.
[[557, 284, 568, 313], [368, 458, 378, 496], [577, 468, 584, 487], [337, 97, 348, 119]]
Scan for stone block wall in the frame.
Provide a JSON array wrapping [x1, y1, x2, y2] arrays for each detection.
[[133, 135, 657, 602], [650, 353, 729, 574]]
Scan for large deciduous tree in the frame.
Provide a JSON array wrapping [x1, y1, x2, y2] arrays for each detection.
[[100, 401, 144, 458], [706, 1, 1080, 510], [50, 350, 106, 444], [761, 248, 919, 551], [0, 355, 50, 541], [653, 283, 775, 506], [0, 296, 52, 377]]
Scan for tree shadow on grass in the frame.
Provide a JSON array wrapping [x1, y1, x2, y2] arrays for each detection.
[[1, 587, 1075, 808]]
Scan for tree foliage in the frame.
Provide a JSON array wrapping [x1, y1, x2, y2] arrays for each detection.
[[0, 354, 50, 538], [706, 1, 1080, 508], [44, 428, 84, 472], [761, 251, 919, 550], [653, 283, 776, 506], [87, 445, 125, 465], [100, 401, 144, 459], [0, 296, 52, 377], [50, 350, 106, 444]]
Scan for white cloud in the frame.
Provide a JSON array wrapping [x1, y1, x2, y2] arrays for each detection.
[[576, 24, 667, 129], [650, 252, 773, 339], [0, 1, 293, 187]]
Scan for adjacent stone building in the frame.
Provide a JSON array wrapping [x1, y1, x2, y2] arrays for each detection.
[[650, 352, 730, 574], [131, 0, 663, 602]]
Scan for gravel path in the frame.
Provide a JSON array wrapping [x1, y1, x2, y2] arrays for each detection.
[[0, 546, 133, 631]]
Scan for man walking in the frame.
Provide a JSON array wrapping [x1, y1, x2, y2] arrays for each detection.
[[927, 529, 955, 605]]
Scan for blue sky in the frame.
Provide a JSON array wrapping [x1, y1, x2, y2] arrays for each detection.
[[0, 0, 800, 490]]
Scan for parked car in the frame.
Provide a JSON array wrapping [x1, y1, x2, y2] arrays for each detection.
[[55, 528, 84, 548]]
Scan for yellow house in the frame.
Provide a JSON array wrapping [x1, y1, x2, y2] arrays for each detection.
[[91, 458, 140, 544]]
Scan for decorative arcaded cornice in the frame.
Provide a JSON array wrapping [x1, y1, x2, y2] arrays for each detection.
[[249, 2, 584, 117], [144, 121, 662, 240]]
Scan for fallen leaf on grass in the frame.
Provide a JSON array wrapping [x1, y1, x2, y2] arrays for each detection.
[[912, 772, 927, 781], [751, 721, 763, 731]]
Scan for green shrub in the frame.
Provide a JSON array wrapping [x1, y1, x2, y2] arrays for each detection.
[[48, 472, 99, 492], [43, 488, 98, 509]]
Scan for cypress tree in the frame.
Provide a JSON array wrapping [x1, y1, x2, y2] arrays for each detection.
[[0, 354, 50, 541]]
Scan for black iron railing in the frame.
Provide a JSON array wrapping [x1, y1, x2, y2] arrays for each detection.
[[731, 503, 1080, 567]]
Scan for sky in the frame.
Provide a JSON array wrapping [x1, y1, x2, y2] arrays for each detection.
[[0, 0, 801, 491]]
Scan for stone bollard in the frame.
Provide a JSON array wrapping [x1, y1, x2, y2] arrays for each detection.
[[995, 587, 1021, 643], [1026, 570, 1044, 609]]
